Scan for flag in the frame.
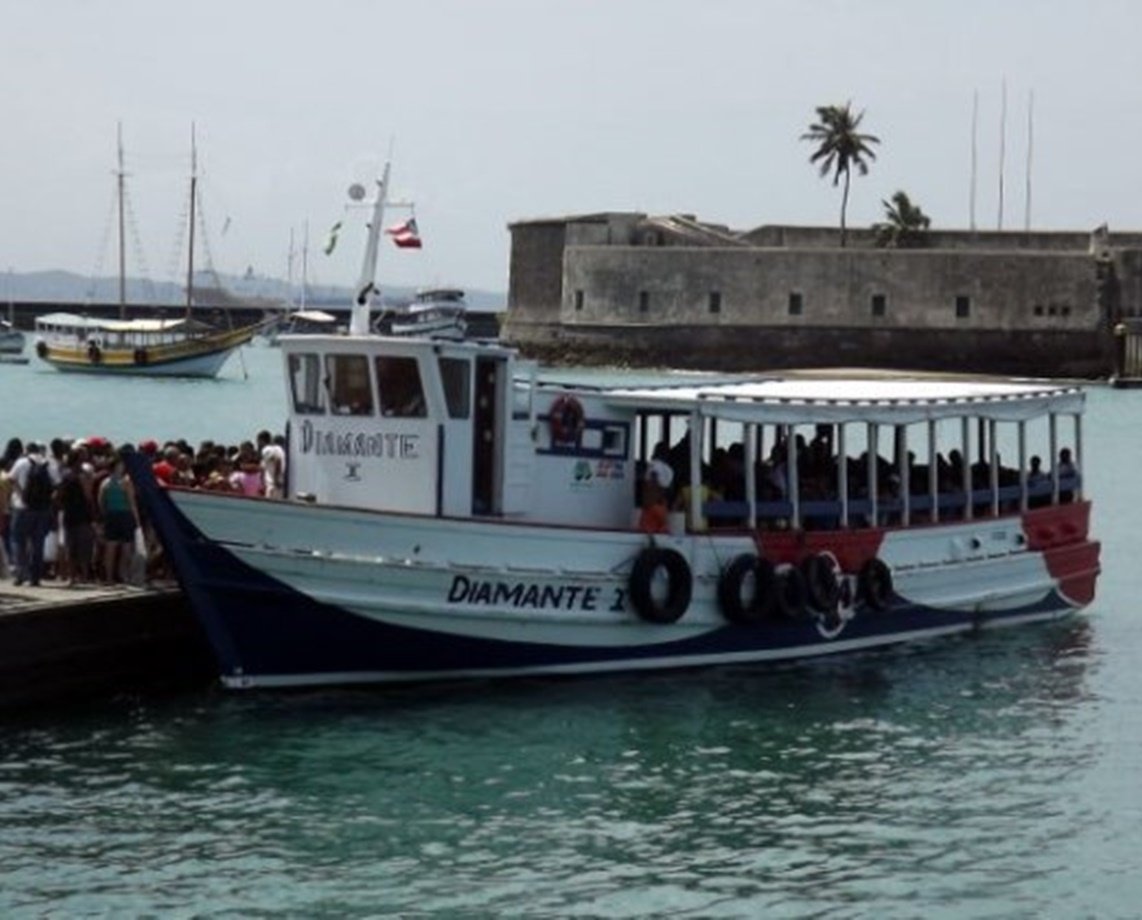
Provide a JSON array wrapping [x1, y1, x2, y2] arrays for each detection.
[[385, 217, 422, 249], [323, 220, 343, 255]]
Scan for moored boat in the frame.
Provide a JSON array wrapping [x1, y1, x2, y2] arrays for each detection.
[[373, 287, 468, 339], [0, 319, 25, 355], [128, 164, 1102, 690], [34, 125, 262, 377]]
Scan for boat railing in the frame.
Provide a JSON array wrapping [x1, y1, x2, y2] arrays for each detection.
[[700, 475, 1081, 529]]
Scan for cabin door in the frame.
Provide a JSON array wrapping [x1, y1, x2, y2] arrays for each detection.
[[472, 355, 505, 514]]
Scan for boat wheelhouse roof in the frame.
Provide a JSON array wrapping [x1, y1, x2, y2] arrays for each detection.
[[601, 376, 1085, 424], [36, 312, 209, 333]]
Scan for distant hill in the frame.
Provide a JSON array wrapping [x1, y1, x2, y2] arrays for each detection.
[[1, 269, 506, 313]]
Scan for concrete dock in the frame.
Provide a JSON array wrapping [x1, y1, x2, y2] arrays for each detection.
[[0, 580, 215, 710]]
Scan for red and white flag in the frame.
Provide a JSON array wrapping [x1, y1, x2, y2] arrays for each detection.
[[385, 217, 423, 249]]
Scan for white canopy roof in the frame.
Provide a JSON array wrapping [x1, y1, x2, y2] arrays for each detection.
[[36, 312, 193, 333], [602, 376, 1086, 425]]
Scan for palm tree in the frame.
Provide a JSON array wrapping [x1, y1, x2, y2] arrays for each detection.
[[874, 190, 931, 248], [801, 102, 880, 246]]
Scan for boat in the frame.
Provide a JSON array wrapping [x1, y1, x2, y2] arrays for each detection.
[[0, 319, 25, 355], [34, 126, 262, 377], [373, 287, 468, 339], [127, 164, 1102, 690], [266, 308, 343, 344]]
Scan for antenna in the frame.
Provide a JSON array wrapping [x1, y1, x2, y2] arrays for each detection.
[[1024, 89, 1034, 232], [997, 78, 1007, 231]]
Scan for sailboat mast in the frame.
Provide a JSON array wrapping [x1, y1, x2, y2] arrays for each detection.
[[116, 123, 127, 319], [301, 221, 309, 310], [350, 159, 391, 337], [185, 124, 197, 321]]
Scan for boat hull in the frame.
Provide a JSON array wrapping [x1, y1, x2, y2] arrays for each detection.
[[128, 454, 1101, 689], [35, 324, 260, 378]]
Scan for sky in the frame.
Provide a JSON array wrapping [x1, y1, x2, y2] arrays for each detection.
[[3, 0, 1142, 297]]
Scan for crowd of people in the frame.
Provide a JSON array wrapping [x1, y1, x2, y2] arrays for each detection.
[[0, 431, 287, 588], [637, 424, 1079, 533]]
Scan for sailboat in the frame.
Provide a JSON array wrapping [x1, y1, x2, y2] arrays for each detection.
[[0, 272, 26, 357], [266, 223, 342, 345], [33, 126, 263, 377]]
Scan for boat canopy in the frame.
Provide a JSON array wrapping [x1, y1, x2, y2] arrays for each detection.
[[36, 313, 209, 333], [602, 377, 1086, 425]]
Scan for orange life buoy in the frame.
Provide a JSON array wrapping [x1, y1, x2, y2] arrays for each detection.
[[549, 394, 585, 444]]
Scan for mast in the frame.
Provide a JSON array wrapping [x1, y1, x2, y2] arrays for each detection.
[[116, 122, 127, 319], [350, 159, 391, 336], [185, 123, 197, 321], [301, 220, 309, 310]]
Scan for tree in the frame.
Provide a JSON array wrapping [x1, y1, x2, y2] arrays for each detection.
[[874, 190, 931, 248], [801, 102, 880, 247]]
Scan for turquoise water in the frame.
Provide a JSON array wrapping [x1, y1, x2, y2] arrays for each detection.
[[1, 346, 1141, 916]]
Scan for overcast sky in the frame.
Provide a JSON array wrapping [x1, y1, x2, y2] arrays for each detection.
[[3, 0, 1141, 295]]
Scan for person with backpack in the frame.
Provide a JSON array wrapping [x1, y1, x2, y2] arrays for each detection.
[[9, 441, 59, 586]]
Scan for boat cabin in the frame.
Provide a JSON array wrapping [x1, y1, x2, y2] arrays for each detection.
[[279, 334, 1084, 535]]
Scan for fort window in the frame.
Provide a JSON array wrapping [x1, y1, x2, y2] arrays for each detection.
[[574, 290, 584, 311], [1061, 305, 1071, 317], [639, 290, 650, 313], [1034, 305, 1044, 316], [708, 291, 722, 314], [1048, 305, 1057, 316], [788, 292, 803, 316], [871, 293, 886, 317], [955, 295, 971, 319]]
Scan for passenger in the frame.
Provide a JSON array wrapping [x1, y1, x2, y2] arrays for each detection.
[[638, 461, 672, 534], [258, 430, 287, 499], [1055, 448, 1077, 502], [673, 478, 722, 532], [58, 451, 95, 585], [10, 441, 59, 586], [97, 452, 138, 584]]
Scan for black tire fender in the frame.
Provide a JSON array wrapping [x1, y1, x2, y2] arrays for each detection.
[[801, 552, 841, 613], [718, 553, 775, 624], [629, 546, 692, 624], [773, 565, 810, 621], [859, 558, 894, 611]]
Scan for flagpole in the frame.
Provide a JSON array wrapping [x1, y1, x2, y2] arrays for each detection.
[[350, 160, 390, 336]]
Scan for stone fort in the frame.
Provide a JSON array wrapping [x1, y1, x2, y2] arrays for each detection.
[[502, 213, 1142, 378]]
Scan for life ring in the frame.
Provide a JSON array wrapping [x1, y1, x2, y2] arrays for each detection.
[[629, 546, 692, 624], [549, 394, 585, 444], [87, 341, 102, 364], [859, 558, 894, 611], [35, 340, 48, 359], [801, 553, 841, 613], [773, 566, 810, 621], [718, 553, 775, 624], [134, 347, 148, 366]]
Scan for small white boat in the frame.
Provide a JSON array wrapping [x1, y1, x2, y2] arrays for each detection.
[[129, 161, 1102, 690], [266, 308, 343, 345], [0, 319, 25, 355]]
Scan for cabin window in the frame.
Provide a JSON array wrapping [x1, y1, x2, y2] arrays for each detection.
[[325, 354, 374, 415], [439, 357, 471, 419], [788, 292, 803, 316], [955, 295, 971, 318], [376, 356, 427, 418], [288, 352, 325, 415]]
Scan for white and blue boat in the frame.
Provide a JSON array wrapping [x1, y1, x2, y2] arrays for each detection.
[[128, 163, 1102, 689]]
